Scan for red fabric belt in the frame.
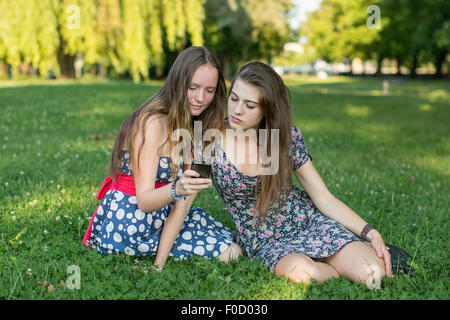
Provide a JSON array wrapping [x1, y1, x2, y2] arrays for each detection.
[[82, 173, 169, 247]]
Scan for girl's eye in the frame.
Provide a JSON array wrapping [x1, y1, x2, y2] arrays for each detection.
[[247, 105, 256, 109], [188, 86, 196, 91], [230, 96, 238, 102], [207, 89, 216, 94]]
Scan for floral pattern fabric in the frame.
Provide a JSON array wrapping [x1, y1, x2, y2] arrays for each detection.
[[211, 125, 360, 271]]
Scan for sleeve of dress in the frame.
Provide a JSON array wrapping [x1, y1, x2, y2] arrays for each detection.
[[290, 125, 312, 170]]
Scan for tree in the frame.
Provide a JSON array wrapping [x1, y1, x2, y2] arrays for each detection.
[[302, 0, 449, 76], [0, 0, 208, 81], [300, 0, 384, 73], [204, 0, 293, 79], [121, 0, 150, 82], [244, 0, 293, 64], [204, 0, 252, 79]]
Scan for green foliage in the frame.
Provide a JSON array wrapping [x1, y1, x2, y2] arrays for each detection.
[[204, 0, 294, 78], [301, 0, 449, 74], [0, 0, 207, 81], [122, 0, 150, 82], [185, 0, 206, 46], [301, 0, 383, 62], [0, 0, 60, 77]]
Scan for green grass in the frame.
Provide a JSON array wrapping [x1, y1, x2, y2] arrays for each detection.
[[0, 76, 449, 299]]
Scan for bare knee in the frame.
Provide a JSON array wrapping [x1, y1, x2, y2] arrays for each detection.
[[274, 254, 319, 284], [326, 241, 387, 285], [218, 242, 243, 263], [360, 256, 386, 285], [286, 265, 315, 284], [349, 251, 386, 285]]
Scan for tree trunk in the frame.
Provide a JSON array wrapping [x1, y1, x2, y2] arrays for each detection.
[[223, 53, 232, 81], [410, 55, 418, 78], [74, 52, 84, 79], [98, 63, 104, 79], [7, 63, 13, 80], [434, 50, 447, 77], [396, 58, 402, 75], [57, 50, 75, 78], [376, 56, 383, 76], [56, 36, 75, 78]]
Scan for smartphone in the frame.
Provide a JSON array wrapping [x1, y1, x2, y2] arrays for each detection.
[[191, 161, 211, 178]]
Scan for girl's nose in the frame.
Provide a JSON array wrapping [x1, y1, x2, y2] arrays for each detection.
[[195, 89, 205, 103], [234, 101, 244, 114]]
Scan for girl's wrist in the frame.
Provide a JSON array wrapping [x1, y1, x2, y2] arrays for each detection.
[[366, 228, 379, 242], [176, 179, 187, 200], [361, 223, 377, 242], [170, 180, 183, 200]]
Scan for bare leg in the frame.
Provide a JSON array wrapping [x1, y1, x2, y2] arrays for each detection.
[[218, 242, 243, 263], [274, 253, 341, 284], [320, 241, 386, 284]]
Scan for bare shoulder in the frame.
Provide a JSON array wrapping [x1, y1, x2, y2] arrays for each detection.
[[131, 113, 167, 150], [144, 113, 167, 132]]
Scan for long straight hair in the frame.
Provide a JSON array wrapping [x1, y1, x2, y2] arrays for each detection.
[[109, 46, 226, 180], [231, 61, 293, 221]]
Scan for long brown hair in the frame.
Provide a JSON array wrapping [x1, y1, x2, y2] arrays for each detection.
[[231, 61, 293, 221], [109, 46, 226, 180]]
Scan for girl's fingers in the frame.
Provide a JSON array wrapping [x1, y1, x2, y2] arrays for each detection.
[[183, 169, 200, 178], [186, 186, 211, 193], [187, 178, 212, 185], [383, 247, 392, 277], [180, 180, 212, 195], [375, 243, 392, 277], [372, 241, 392, 277], [176, 171, 212, 196], [371, 241, 382, 258]]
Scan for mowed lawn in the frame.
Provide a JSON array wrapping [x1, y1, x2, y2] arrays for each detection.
[[0, 76, 448, 300]]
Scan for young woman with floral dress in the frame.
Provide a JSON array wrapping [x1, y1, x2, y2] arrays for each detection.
[[209, 61, 392, 285]]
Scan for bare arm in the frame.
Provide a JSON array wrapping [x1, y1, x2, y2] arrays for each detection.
[[133, 116, 213, 212], [294, 158, 391, 275], [294, 158, 369, 237], [132, 115, 175, 212], [153, 193, 197, 268], [132, 116, 212, 269]]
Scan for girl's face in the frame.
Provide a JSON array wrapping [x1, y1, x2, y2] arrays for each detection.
[[227, 78, 264, 130], [187, 64, 218, 117]]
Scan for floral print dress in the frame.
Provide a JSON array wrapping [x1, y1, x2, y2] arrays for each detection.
[[211, 125, 360, 271]]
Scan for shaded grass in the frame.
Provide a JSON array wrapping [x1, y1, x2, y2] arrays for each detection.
[[0, 76, 448, 299]]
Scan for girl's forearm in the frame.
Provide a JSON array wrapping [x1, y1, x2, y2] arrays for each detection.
[[153, 195, 196, 268], [137, 183, 175, 213], [314, 194, 368, 238]]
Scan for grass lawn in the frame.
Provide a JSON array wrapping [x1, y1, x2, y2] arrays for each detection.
[[0, 75, 448, 300]]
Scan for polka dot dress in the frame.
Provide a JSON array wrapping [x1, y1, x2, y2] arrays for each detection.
[[88, 150, 233, 259]]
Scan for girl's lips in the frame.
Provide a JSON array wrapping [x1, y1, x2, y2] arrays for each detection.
[[231, 116, 242, 123]]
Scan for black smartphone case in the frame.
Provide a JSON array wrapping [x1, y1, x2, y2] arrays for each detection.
[[191, 162, 211, 178]]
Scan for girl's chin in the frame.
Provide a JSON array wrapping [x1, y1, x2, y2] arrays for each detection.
[[228, 119, 252, 130], [190, 108, 204, 116], [228, 121, 241, 129]]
